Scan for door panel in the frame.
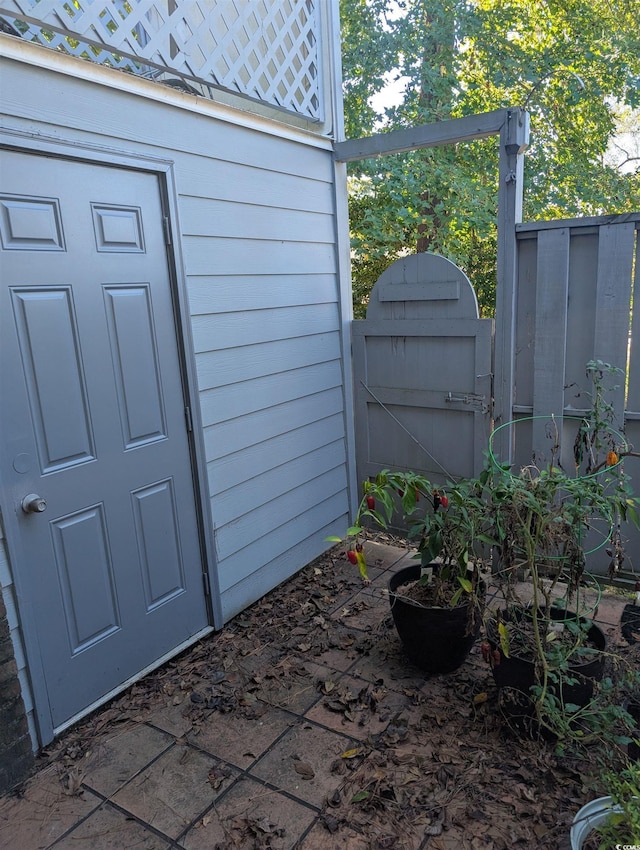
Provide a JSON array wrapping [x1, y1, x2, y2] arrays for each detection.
[[12, 287, 95, 470], [50, 504, 120, 653], [103, 285, 167, 446], [0, 151, 209, 738]]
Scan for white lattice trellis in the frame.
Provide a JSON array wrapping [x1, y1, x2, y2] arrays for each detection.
[[0, 0, 323, 121]]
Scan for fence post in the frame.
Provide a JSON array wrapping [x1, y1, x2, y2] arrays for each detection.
[[493, 109, 530, 464]]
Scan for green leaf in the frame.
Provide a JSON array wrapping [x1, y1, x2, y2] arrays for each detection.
[[356, 550, 368, 580], [498, 622, 510, 658], [450, 587, 464, 607], [627, 502, 640, 528], [350, 791, 370, 803], [457, 576, 473, 593]]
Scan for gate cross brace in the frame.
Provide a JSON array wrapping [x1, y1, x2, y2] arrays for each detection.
[[359, 381, 454, 480]]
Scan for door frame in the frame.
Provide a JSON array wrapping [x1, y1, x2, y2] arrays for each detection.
[[0, 130, 222, 745]]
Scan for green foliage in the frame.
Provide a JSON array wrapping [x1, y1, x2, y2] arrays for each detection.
[[336, 468, 493, 607], [486, 363, 640, 745], [595, 761, 640, 846], [339, 0, 640, 317]]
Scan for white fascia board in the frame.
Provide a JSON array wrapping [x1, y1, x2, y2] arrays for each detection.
[[0, 34, 334, 153]]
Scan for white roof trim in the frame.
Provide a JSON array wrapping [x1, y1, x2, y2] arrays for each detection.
[[0, 33, 334, 152]]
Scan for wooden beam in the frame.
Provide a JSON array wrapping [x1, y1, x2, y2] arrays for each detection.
[[333, 108, 519, 162], [491, 109, 530, 464]]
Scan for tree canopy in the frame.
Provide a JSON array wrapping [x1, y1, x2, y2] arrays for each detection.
[[339, 0, 640, 317]]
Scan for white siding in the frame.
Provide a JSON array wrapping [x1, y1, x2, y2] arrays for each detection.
[[0, 45, 352, 645], [0, 521, 38, 749]]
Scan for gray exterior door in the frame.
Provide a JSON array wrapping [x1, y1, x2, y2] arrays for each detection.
[[0, 151, 209, 738]]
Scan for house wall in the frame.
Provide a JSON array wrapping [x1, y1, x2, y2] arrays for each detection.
[[0, 37, 354, 779], [0, 520, 34, 791]]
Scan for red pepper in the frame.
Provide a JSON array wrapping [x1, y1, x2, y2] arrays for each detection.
[[440, 494, 449, 509], [347, 550, 358, 565], [366, 495, 375, 510]]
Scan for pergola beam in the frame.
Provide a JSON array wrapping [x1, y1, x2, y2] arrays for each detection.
[[333, 108, 525, 162]]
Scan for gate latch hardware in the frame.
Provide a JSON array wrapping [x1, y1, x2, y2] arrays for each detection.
[[445, 392, 488, 413]]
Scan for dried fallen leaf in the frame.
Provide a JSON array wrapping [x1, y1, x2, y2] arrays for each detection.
[[248, 816, 282, 835], [292, 759, 315, 779], [58, 767, 84, 796], [340, 748, 361, 759], [327, 789, 342, 807], [425, 807, 445, 836], [208, 768, 224, 789], [517, 783, 537, 803], [323, 814, 340, 833]]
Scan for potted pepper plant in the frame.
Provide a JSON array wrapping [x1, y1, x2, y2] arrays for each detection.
[[330, 470, 494, 674], [483, 361, 640, 740]]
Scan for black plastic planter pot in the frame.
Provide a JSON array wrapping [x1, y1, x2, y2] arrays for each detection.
[[388, 563, 481, 674], [624, 698, 640, 761], [487, 608, 606, 734]]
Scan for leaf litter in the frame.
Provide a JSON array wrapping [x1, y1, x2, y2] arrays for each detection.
[[22, 532, 640, 850]]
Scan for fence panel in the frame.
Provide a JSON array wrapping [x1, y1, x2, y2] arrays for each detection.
[[511, 214, 640, 578]]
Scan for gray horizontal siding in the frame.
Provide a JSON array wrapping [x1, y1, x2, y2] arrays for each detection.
[[216, 465, 347, 563], [211, 441, 347, 528], [190, 303, 340, 352], [187, 273, 338, 315], [203, 386, 345, 460], [208, 413, 346, 496], [196, 334, 341, 398], [2, 48, 352, 701], [175, 128, 349, 620], [183, 238, 337, 277], [218, 490, 349, 594], [179, 136, 349, 614], [201, 363, 343, 431], [178, 165, 336, 213], [219, 518, 345, 621], [181, 199, 335, 242]]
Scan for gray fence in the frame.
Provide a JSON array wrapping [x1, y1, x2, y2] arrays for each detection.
[[353, 213, 640, 578]]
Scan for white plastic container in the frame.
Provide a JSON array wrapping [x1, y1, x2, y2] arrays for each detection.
[[570, 796, 624, 849]]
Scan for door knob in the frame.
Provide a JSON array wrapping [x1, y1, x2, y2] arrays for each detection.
[[22, 493, 47, 514]]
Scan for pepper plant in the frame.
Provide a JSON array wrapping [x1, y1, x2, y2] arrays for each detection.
[[329, 469, 494, 608], [484, 361, 640, 742]]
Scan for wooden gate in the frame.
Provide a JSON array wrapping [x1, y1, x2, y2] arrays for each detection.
[[353, 253, 493, 491]]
